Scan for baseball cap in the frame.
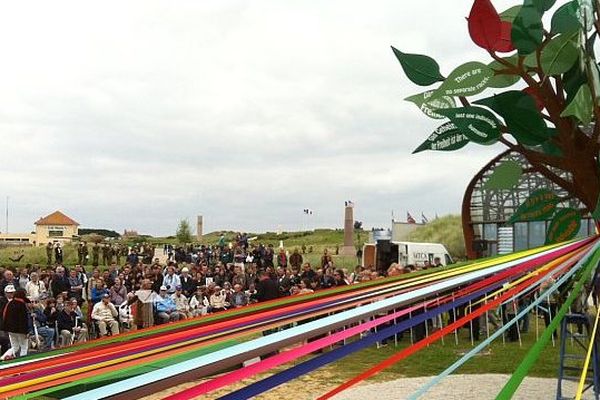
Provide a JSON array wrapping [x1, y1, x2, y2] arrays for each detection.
[[102, 293, 110, 298], [160, 285, 168, 291], [175, 285, 182, 290], [181, 267, 189, 273], [4, 285, 15, 293]]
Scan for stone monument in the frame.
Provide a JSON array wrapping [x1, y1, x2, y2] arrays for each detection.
[[197, 215, 203, 242], [340, 203, 356, 256]]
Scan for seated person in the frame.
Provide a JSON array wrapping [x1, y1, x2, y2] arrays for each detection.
[[209, 286, 229, 312], [91, 293, 119, 337], [57, 299, 88, 345], [118, 293, 135, 331], [189, 286, 210, 316], [154, 286, 180, 324], [30, 298, 55, 350], [171, 285, 191, 319], [230, 284, 248, 308]]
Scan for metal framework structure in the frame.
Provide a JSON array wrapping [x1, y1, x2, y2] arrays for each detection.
[[462, 150, 594, 259]]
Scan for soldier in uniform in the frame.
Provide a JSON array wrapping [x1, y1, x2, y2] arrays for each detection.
[[92, 243, 100, 267], [102, 244, 110, 266], [81, 242, 89, 265], [114, 244, 123, 265], [46, 242, 53, 266], [77, 243, 85, 265]]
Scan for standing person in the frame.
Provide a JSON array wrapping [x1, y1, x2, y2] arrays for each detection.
[[320, 249, 332, 269], [289, 249, 303, 272], [92, 243, 100, 267], [1, 289, 30, 358], [256, 271, 279, 358], [46, 242, 54, 266], [276, 249, 287, 268], [102, 244, 110, 266], [54, 243, 63, 265], [77, 243, 84, 265], [133, 279, 155, 329], [0, 285, 15, 359]]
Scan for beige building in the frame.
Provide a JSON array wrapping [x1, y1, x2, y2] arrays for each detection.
[[0, 210, 80, 246], [33, 211, 79, 246]]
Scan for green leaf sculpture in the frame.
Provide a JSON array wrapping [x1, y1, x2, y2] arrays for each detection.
[[483, 160, 523, 190], [541, 139, 564, 157], [509, 189, 558, 223], [391, 47, 445, 86], [592, 194, 600, 220], [475, 90, 549, 145], [437, 106, 500, 144], [540, 31, 579, 76], [530, 0, 556, 13], [405, 90, 456, 119], [487, 56, 520, 88], [412, 122, 470, 153], [511, 3, 543, 55], [432, 61, 493, 98], [545, 208, 581, 244], [563, 60, 586, 101], [500, 5, 522, 22], [561, 84, 594, 125], [550, 1, 580, 34]]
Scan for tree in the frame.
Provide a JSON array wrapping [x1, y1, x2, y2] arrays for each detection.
[[176, 219, 193, 244], [394, 0, 600, 243]]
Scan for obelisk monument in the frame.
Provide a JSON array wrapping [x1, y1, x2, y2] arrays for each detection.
[[340, 202, 356, 256], [196, 215, 203, 242]]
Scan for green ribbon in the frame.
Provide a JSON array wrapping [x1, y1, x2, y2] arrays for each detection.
[[14, 340, 237, 400], [495, 245, 600, 399]]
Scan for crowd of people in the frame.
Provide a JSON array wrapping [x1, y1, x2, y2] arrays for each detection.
[[1, 235, 567, 363], [0, 238, 395, 361]]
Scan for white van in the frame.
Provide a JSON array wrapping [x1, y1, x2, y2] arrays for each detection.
[[362, 241, 453, 271]]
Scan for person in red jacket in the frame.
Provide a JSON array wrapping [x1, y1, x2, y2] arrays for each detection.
[[1, 288, 30, 359]]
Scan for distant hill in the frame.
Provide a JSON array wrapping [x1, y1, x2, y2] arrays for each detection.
[[78, 228, 121, 238], [407, 215, 466, 260]]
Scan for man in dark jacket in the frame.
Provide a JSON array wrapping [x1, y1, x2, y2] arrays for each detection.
[[256, 271, 278, 302], [256, 271, 279, 358], [50, 267, 70, 298], [57, 300, 87, 345], [1, 288, 30, 358]]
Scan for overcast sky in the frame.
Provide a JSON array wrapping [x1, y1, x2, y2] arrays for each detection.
[[0, 0, 528, 236]]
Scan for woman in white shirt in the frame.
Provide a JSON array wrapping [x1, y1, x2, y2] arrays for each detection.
[[25, 272, 47, 302]]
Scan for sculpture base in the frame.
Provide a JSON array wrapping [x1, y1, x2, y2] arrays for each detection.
[[339, 245, 356, 257]]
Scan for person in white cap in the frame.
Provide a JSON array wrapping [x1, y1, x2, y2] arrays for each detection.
[[0, 284, 17, 359], [91, 293, 119, 337]]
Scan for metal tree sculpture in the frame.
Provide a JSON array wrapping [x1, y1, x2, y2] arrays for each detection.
[[395, 0, 600, 243]]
